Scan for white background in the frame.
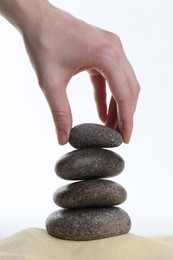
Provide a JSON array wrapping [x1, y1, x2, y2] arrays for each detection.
[[0, 0, 173, 239]]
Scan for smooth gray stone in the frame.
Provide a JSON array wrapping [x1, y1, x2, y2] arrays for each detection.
[[53, 179, 127, 208], [46, 207, 131, 241], [55, 148, 125, 180], [69, 123, 123, 149]]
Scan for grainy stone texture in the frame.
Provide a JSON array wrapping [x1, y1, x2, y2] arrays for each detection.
[[53, 179, 127, 208], [69, 123, 123, 149], [55, 148, 125, 180], [46, 207, 131, 241]]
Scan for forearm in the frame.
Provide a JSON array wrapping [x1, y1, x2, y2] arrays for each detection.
[[0, 0, 48, 32]]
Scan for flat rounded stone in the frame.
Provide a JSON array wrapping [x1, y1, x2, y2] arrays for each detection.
[[46, 207, 131, 241], [69, 123, 123, 149], [55, 148, 125, 180], [53, 179, 127, 208]]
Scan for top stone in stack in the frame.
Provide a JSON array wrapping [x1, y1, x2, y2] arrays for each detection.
[[69, 123, 123, 149]]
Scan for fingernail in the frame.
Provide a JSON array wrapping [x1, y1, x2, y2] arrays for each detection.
[[57, 130, 68, 145]]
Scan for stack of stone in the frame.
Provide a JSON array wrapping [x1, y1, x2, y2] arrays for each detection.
[[46, 123, 131, 241]]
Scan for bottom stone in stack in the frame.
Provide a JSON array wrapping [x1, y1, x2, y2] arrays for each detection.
[[46, 207, 131, 241]]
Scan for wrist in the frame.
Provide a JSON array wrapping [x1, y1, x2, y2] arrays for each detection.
[[0, 0, 50, 33]]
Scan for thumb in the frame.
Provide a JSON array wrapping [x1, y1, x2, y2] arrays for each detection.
[[43, 82, 72, 145]]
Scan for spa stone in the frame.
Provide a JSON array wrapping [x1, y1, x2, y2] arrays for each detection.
[[53, 179, 127, 208], [55, 148, 125, 180], [69, 123, 123, 149], [46, 207, 131, 241]]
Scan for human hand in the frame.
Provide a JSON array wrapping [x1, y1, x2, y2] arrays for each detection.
[[1, 0, 140, 145]]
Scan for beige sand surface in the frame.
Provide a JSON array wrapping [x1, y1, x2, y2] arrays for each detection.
[[0, 228, 173, 260]]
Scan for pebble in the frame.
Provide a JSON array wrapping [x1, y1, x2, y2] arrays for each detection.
[[55, 148, 125, 180], [69, 123, 123, 149], [46, 207, 131, 241], [53, 179, 127, 208]]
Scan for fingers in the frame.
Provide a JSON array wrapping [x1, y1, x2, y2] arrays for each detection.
[[123, 58, 140, 114], [88, 56, 140, 144], [105, 96, 119, 130], [105, 60, 139, 143], [108, 84, 133, 143], [89, 72, 107, 123], [41, 78, 72, 145]]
